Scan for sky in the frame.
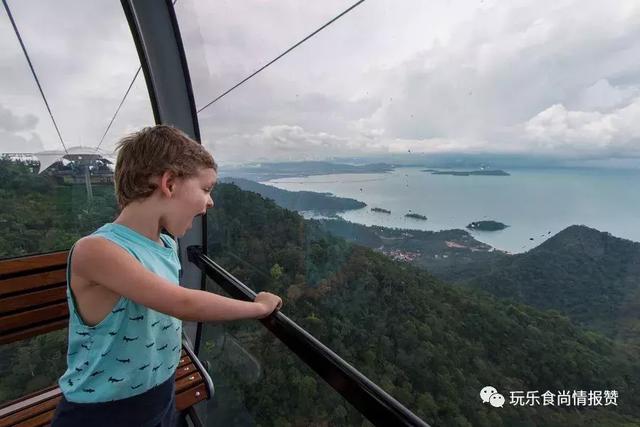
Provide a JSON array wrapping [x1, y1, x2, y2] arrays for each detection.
[[1, 0, 640, 166]]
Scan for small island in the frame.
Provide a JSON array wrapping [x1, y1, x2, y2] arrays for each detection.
[[405, 213, 427, 220], [371, 207, 391, 214], [430, 170, 510, 176], [467, 220, 509, 231]]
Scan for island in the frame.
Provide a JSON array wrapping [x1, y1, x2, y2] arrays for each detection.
[[371, 207, 391, 214], [405, 213, 427, 220], [467, 221, 509, 231], [429, 170, 510, 176]]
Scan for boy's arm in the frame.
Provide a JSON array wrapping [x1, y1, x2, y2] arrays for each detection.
[[72, 236, 270, 322]]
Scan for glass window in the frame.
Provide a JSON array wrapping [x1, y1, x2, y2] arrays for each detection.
[[179, 0, 640, 425], [0, 0, 154, 410], [196, 279, 372, 426], [0, 0, 154, 259]]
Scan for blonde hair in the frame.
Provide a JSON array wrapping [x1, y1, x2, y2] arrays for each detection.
[[114, 125, 217, 208]]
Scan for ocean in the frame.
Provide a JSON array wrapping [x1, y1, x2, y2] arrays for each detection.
[[262, 167, 640, 253]]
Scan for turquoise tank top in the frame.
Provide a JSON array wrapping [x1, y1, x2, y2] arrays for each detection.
[[58, 223, 183, 403]]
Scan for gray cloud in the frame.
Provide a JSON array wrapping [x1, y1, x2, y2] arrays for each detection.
[[180, 0, 640, 163], [355, 0, 640, 157], [0, 129, 43, 153], [0, 104, 37, 132], [524, 97, 640, 157], [0, 104, 43, 152], [2, 0, 640, 164]]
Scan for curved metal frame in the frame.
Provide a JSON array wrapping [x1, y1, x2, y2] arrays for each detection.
[[120, 0, 207, 355], [182, 332, 215, 401]]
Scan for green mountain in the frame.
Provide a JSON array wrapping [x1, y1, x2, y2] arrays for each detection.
[[461, 225, 640, 347], [0, 159, 117, 258], [219, 177, 366, 215], [205, 184, 640, 426]]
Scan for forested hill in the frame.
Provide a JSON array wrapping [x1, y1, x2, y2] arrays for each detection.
[[219, 177, 366, 215], [207, 183, 640, 426], [463, 225, 640, 345]]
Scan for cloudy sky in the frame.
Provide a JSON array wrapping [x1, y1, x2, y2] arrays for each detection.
[[1, 0, 640, 166]]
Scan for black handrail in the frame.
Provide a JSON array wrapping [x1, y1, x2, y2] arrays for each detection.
[[187, 246, 431, 427]]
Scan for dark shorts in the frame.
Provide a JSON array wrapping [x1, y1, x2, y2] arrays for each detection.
[[51, 373, 177, 427]]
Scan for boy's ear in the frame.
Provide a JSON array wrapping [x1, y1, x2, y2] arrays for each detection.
[[160, 170, 177, 197]]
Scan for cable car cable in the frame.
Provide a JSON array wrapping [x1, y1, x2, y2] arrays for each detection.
[[94, 66, 141, 153], [196, 0, 365, 113], [2, 0, 69, 155]]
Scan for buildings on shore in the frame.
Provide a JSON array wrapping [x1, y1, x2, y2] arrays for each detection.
[[2, 149, 115, 185]]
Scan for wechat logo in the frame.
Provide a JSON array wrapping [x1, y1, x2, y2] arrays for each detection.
[[480, 385, 505, 408]]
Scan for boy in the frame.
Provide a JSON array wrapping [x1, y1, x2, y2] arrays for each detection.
[[51, 125, 282, 426]]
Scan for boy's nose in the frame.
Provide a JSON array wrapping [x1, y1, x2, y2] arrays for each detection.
[[206, 195, 214, 209]]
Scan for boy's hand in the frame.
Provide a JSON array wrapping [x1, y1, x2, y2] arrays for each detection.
[[254, 291, 283, 319]]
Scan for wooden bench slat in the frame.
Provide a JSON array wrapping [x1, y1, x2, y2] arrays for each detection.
[[0, 252, 68, 277], [0, 271, 66, 297], [178, 356, 190, 369], [1, 287, 67, 315], [175, 371, 203, 394], [176, 382, 208, 412], [14, 408, 52, 427], [0, 385, 58, 411], [0, 303, 68, 332], [0, 388, 60, 427], [176, 363, 196, 381], [0, 398, 58, 427]]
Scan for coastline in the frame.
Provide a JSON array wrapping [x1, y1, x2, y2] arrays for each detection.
[[253, 165, 640, 253]]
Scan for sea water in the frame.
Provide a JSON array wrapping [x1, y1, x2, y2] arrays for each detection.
[[262, 167, 640, 253]]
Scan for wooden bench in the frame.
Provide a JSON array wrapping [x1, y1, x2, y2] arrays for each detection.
[[0, 250, 213, 426]]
